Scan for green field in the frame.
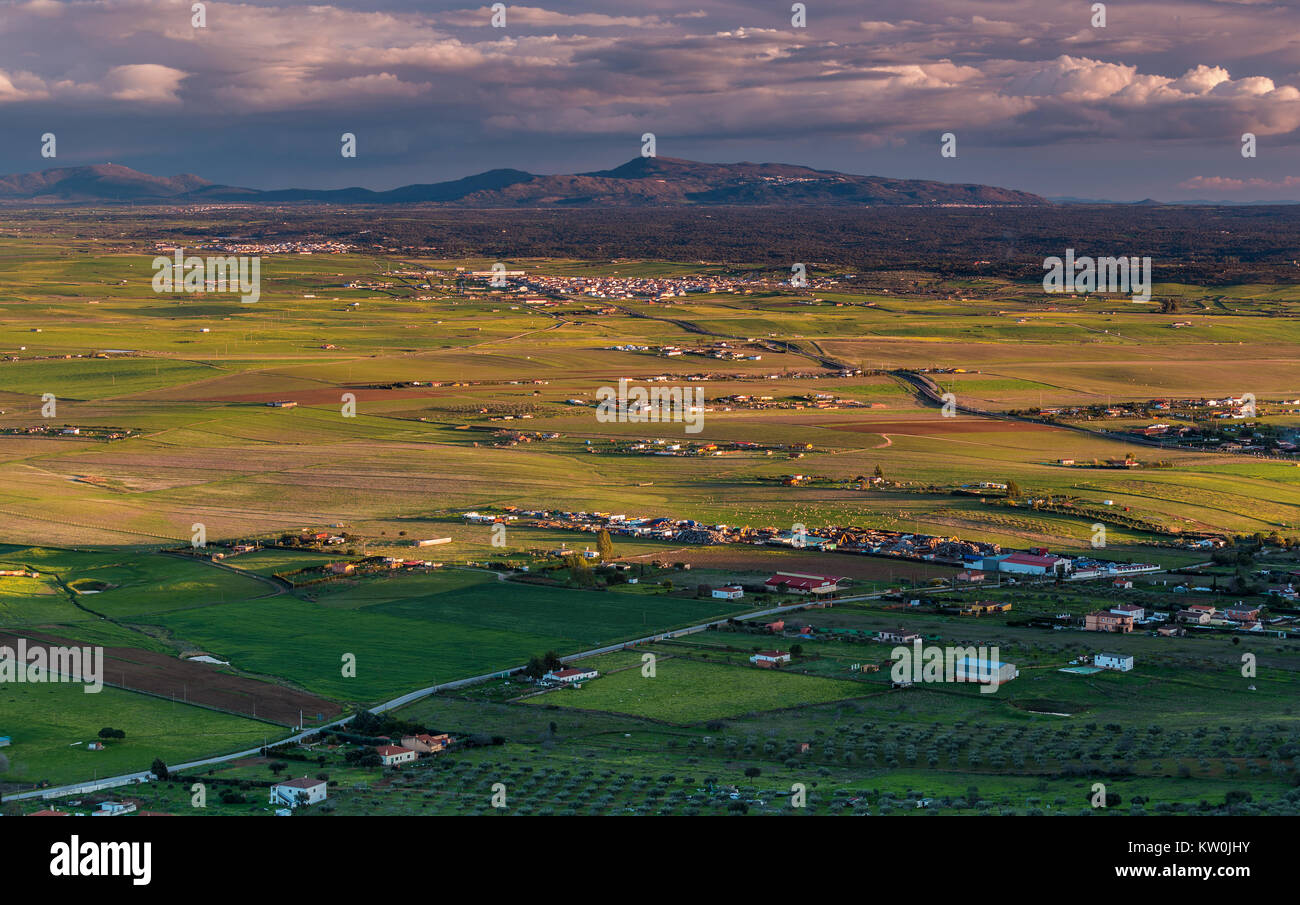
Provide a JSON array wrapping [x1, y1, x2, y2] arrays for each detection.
[[1, 226, 1298, 809], [526, 654, 867, 723], [0, 681, 276, 788], [153, 571, 747, 700]]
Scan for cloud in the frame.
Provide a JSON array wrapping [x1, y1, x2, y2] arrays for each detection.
[[101, 64, 187, 103], [0, 0, 1294, 147], [1178, 175, 1300, 190], [1, 0, 1300, 198], [441, 6, 672, 28]]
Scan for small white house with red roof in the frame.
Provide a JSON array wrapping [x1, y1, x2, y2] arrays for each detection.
[[749, 650, 792, 668], [375, 744, 418, 766], [269, 776, 328, 808], [543, 666, 598, 685]]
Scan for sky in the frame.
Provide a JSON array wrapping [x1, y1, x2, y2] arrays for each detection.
[[1, 0, 1298, 201]]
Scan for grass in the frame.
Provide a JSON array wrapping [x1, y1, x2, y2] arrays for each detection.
[[1, 236, 1299, 806], [152, 571, 749, 701], [0, 681, 277, 788], [525, 655, 866, 723]]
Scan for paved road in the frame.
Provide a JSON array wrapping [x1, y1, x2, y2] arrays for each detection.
[[164, 549, 291, 598], [0, 594, 861, 804], [892, 369, 1185, 452]]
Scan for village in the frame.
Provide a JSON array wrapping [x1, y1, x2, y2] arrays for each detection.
[[488, 506, 1162, 576], [462, 268, 848, 302]]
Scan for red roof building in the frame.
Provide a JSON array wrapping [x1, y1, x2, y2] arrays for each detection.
[[764, 574, 840, 595], [543, 666, 599, 684], [375, 745, 418, 766]]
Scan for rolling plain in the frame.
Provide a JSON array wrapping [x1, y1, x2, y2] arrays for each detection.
[[1, 208, 1298, 815]]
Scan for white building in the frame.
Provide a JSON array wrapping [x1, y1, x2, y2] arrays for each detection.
[[953, 657, 1018, 684], [1094, 652, 1134, 672], [995, 553, 1071, 576], [376, 745, 418, 766], [543, 666, 598, 684], [91, 801, 137, 816], [712, 586, 744, 599], [269, 777, 328, 808]]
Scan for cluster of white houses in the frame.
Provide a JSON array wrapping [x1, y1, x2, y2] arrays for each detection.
[[1085, 601, 1268, 633], [486, 507, 1159, 579]]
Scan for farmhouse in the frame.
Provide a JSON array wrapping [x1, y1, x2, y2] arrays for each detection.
[[401, 733, 452, 754], [712, 585, 744, 599], [269, 777, 328, 808], [750, 650, 792, 668], [376, 745, 418, 766], [1085, 611, 1134, 633], [960, 601, 1011, 616], [877, 629, 921, 644], [543, 666, 598, 684], [1094, 652, 1134, 672]]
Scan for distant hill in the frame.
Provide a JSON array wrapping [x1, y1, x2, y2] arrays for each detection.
[[0, 157, 1049, 207], [0, 164, 211, 201]]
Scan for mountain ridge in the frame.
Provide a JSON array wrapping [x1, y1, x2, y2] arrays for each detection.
[[0, 157, 1050, 206]]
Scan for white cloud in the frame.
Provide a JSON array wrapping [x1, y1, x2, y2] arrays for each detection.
[[101, 64, 186, 103], [0, 0, 1297, 150]]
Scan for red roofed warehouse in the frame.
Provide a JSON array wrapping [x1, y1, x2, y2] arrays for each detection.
[[764, 571, 849, 596], [996, 553, 1071, 576]]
